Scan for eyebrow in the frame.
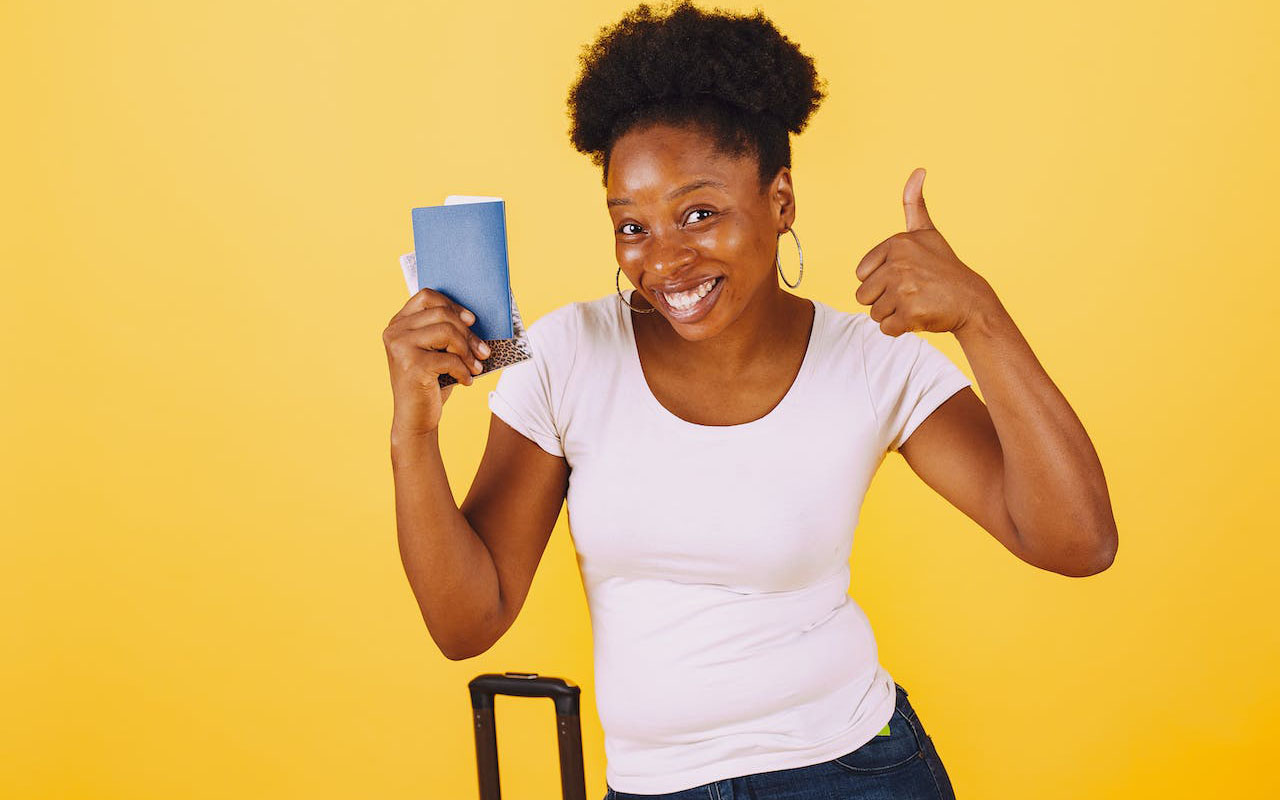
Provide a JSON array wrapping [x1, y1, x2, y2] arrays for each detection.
[[607, 178, 729, 208]]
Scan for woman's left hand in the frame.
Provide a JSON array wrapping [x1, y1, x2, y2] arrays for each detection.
[[853, 168, 998, 337]]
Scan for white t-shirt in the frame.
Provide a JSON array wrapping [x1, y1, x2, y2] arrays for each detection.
[[487, 289, 972, 794]]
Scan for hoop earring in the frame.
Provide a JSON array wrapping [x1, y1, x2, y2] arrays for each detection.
[[776, 227, 804, 288], [616, 266, 657, 313]]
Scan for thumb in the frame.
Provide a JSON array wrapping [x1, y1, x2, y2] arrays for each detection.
[[903, 167, 934, 232]]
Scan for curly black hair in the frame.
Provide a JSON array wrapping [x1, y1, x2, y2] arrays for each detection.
[[567, 0, 828, 192]]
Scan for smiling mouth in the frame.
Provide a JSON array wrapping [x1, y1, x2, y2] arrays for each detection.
[[654, 275, 725, 320]]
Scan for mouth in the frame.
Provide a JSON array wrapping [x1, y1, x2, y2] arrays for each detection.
[[653, 275, 725, 322]]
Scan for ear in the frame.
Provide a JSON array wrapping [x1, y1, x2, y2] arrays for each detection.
[[769, 166, 796, 233]]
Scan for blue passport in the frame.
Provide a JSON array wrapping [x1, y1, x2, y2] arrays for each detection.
[[401, 195, 531, 388], [410, 195, 513, 341]]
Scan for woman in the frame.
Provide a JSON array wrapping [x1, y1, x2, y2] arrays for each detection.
[[383, 2, 1118, 798]]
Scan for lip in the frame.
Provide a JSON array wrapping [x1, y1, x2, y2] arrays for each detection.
[[654, 276, 725, 323], [650, 274, 723, 294]]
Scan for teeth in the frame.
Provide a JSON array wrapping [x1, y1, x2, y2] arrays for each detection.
[[662, 277, 717, 309]]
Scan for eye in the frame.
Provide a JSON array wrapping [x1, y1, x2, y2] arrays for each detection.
[[616, 209, 715, 236]]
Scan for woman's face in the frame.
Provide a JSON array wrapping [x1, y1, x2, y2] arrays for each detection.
[[606, 122, 795, 339]]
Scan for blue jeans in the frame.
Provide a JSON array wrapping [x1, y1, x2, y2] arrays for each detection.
[[604, 682, 957, 800]]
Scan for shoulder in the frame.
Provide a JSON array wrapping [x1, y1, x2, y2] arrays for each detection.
[[518, 293, 625, 375], [813, 298, 870, 343], [528, 293, 629, 348], [832, 302, 929, 363], [520, 299, 584, 357], [523, 299, 578, 336], [812, 299, 903, 361], [812, 300, 947, 387]]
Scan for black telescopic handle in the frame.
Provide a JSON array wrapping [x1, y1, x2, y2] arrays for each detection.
[[468, 672, 586, 800]]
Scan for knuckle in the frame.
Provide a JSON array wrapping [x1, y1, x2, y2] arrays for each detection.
[[420, 323, 452, 355], [386, 336, 409, 359], [427, 351, 452, 376]]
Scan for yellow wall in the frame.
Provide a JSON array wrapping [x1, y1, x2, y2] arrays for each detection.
[[5, 1, 1277, 797]]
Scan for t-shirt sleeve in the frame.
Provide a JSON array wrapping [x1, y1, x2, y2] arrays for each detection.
[[859, 318, 973, 454], [486, 306, 575, 458]]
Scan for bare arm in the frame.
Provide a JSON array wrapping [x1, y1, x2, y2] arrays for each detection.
[[959, 296, 1116, 575], [382, 287, 569, 659], [391, 414, 570, 659], [901, 293, 1118, 577], [391, 428, 504, 660]]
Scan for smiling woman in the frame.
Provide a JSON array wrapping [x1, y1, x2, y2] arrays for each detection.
[[393, 1, 975, 798], [568, 0, 827, 378], [497, 3, 962, 797], [466, 2, 970, 797]]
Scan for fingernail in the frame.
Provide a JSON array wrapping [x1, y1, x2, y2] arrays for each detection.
[[461, 309, 475, 324], [473, 359, 483, 371], [477, 341, 491, 357]]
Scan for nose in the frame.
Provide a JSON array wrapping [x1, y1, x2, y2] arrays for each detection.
[[646, 231, 697, 275]]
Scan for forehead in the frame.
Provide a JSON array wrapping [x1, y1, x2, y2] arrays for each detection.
[[606, 123, 752, 198]]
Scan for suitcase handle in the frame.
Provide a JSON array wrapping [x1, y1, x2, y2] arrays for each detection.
[[468, 672, 587, 800]]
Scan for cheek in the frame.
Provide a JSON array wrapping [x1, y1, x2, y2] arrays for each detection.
[[616, 242, 642, 268], [701, 220, 756, 259], [717, 227, 746, 252]]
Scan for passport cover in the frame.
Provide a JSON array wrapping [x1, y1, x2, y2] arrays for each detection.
[[411, 196, 513, 340], [402, 195, 531, 387]]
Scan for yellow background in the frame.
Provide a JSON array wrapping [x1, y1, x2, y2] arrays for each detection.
[[5, 0, 1277, 797]]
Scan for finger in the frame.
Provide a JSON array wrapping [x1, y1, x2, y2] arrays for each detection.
[[855, 237, 893, 282], [397, 305, 491, 361], [423, 350, 476, 387], [391, 286, 476, 326], [389, 287, 441, 324], [903, 167, 935, 232], [877, 310, 908, 337], [853, 266, 889, 307], [869, 292, 896, 325], [402, 322, 485, 373]]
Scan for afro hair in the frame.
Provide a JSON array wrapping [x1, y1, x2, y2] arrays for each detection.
[[567, 0, 828, 191]]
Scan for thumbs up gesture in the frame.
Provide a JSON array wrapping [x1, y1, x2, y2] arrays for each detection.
[[854, 168, 996, 337]]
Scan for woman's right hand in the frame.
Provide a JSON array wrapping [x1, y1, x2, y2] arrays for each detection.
[[383, 287, 492, 437]]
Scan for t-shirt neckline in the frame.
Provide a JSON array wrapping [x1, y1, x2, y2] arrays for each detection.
[[620, 289, 825, 433]]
